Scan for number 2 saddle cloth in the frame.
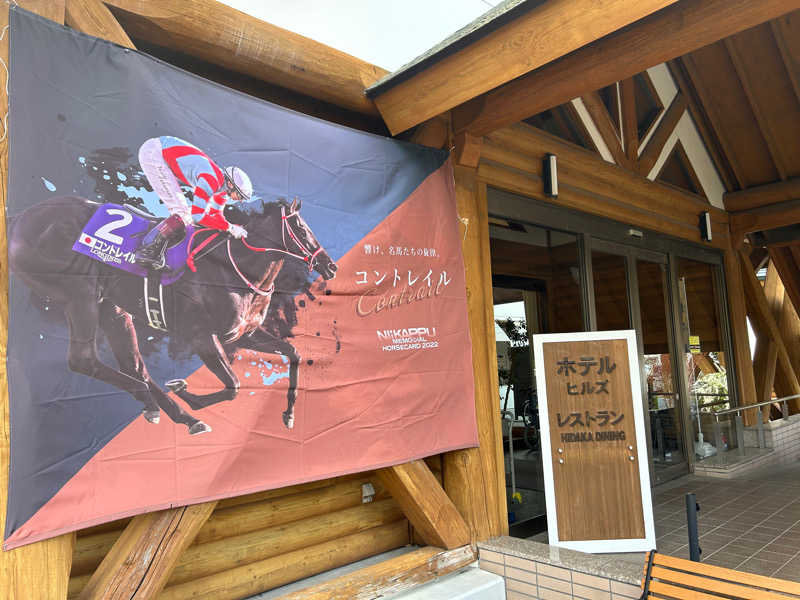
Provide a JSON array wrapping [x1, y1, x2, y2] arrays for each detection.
[[71, 203, 195, 285]]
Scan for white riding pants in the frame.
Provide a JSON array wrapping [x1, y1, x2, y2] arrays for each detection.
[[138, 137, 193, 226]]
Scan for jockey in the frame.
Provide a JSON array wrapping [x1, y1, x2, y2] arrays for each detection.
[[135, 136, 253, 269]]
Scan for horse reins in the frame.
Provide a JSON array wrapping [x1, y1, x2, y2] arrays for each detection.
[[186, 205, 323, 296]]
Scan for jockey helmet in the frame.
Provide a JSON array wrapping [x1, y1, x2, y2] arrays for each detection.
[[224, 166, 253, 201]]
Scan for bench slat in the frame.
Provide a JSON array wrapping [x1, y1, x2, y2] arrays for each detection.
[[654, 554, 800, 597], [649, 580, 734, 600], [650, 566, 799, 600]]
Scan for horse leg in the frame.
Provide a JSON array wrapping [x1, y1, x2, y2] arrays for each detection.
[[64, 298, 160, 419], [236, 330, 300, 430], [167, 334, 240, 410], [98, 302, 211, 435]]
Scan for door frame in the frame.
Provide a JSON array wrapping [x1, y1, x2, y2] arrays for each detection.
[[487, 187, 739, 480]]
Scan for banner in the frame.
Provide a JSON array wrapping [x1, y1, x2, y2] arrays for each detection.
[[4, 8, 476, 548]]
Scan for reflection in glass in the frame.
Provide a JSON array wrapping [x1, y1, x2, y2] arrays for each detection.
[[677, 258, 731, 461], [638, 260, 685, 472], [592, 251, 631, 331]]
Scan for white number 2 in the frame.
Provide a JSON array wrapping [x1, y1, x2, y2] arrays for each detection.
[[95, 209, 133, 245]]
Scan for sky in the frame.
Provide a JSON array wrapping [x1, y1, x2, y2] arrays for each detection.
[[219, 0, 498, 72]]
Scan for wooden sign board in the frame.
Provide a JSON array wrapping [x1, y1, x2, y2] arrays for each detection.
[[533, 330, 655, 553]]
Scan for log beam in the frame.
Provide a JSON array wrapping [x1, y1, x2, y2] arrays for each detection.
[[454, 131, 483, 168], [102, 0, 386, 116], [369, 0, 677, 135], [277, 545, 477, 600], [65, 0, 134, 48], [1, 4, 75, 600], [376, 460, 470, 550], [769, 246, 800, 323], [620, 77, 638, 166], [452, 0, 800, 137], [78, 502, 217, 600], [723, 248, 758, 424], [739, 250, 800, 415], [724, 177, 800, 212], [581, 91, 629, 168], [730, 200, 800, 240], [638, 92, 687, 176]]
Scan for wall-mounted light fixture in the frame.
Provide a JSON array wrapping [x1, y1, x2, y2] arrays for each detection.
[[699, 211, 712, 242], [543, 153, 558, 197]]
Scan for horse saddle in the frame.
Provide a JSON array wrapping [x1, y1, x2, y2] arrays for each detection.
[[72, 203, 194, 285]]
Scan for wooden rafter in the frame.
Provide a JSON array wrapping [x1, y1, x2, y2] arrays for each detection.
[[667, 59, 738, 191], [723, 35, 791, 181], [725, 177, 800, 212], [620, 77, 638, 164], [580, 91, 630, 168], [769, 246, 800, 320], [769, 14, 800, 108], [102, 0, 386, 116], [638, 92, 687, 177], [369, 0, 678, 135], [451, 0, 800, 138]]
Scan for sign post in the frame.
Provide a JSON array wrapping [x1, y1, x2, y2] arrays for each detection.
[[533, 330, 655, 553]]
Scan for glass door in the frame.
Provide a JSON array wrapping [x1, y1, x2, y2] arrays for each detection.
[[591, 240, 689, 483]]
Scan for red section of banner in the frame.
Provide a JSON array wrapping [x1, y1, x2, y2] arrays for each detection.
[[6, 160, 476, 548]]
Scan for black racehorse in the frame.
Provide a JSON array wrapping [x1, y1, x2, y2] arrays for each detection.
[[165, 198, 337, 428], [8, 196, 336, 434]]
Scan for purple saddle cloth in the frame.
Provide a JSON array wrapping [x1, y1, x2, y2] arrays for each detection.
[[72, 203, 193, 285]]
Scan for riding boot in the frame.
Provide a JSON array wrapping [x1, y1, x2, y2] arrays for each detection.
[[135, 214, 185, 270]]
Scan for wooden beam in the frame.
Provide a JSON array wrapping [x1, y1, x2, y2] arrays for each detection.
[[66, 0, 134, 48], [620, 77, 638, 165], [667, 59, 738, 192], [160, 520, 409, 600], [409, 115, 450, 150], [723, 35, 791, 181], [723, 249, 758, 420], [443, 166, 506, 542], [769, 246, 800, 321], [0, 3, 76, 600], [638, 92, 687, 176], [453, 0, 800, 137], [752, 263, 782, 411], [730, 200, 800, 238], [724, 177, 800, 212], [78, 502, 217, 600], [739, 249, 800, 414], [581, 91, 630, 169], [277, 545, 477, 600], [769, 14, 800, 110], [454, 131, 483, 168], [370, 0, 677, 135], [376, 460, 470, 550], [102, 0, 386, 116]]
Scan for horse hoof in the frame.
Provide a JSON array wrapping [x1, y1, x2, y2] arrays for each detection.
[[282, 411, 294, 430], [189, 421, 212, 435], [166, 379, 187, 393], [143, 410, 160, 424]]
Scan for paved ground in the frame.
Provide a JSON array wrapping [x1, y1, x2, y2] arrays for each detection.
[[651, 461, 800, 580]]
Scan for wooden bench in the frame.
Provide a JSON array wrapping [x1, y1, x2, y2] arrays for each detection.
[[640, 551, 800, 600]]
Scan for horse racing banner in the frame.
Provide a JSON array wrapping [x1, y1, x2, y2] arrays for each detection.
[[4, 8, 476, 548]]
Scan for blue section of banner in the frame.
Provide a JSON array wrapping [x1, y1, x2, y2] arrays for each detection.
[[5, 8, 447, 539]]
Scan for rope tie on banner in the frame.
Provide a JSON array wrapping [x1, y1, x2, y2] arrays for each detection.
[[459, 215, 469, 241]]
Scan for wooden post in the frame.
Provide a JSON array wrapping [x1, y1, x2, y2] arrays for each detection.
[[442, 162, 507, 542], [723, 248, 758, 425], [0, 4, 76, 600]]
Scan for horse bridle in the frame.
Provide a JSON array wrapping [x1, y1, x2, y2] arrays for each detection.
[[240, 204, 324, 272]]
